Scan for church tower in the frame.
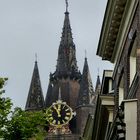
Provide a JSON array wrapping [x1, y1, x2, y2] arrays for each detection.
[[25, 60, 45, 111], [45, 1, 81, 110], [25, 1, 98, 139], [45, 2, 81, 134], [77, 57, 95, 106]]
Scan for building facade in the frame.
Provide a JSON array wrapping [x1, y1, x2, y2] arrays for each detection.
[[84, 0, 140, 140]]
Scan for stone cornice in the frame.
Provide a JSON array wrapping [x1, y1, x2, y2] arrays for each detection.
[[100, 95, 114, 106], [97, 0, 138, 63]]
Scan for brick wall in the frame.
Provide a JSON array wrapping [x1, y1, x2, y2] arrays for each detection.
[[76, 106, 94, 135], [113, 5, 140, 139]]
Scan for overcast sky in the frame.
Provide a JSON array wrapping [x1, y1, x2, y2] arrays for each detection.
[[0, 0, 113, 109]]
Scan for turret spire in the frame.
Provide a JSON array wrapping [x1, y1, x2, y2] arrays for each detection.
[[77, 57, 94, 106], [45, 81, 53, 108], [52, 4, 80, 80], [35, 53, 38, 62], [85, 50, 87, 59], [25, 61, 45, 111], [95, 74, 101, 94]]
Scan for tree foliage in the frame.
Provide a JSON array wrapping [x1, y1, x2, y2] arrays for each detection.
[[4, 108, 47, 140], [0, 78, 47, 140], [0, 78, 12, 137]]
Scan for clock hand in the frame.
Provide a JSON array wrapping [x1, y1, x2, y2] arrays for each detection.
[[53, 106, 61, 117], [57, 109, 61, 117], [57, 104, 61, 117]]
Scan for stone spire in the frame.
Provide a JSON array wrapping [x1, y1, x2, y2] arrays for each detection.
[[25, 61, 45, 111], [77, 57, 94, 106], [95, 75, 101, 94], [45, 81, 53, 108], [52, 8, 80, 80]]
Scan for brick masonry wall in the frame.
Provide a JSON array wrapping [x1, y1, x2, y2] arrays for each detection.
[[113, 4, 140, 139], [76, 106, 94, 135], [45, 134, 80, 140], [137, 2, 140, 140]]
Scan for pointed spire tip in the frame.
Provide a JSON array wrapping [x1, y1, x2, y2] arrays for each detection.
[[97, 68, 100, 76], [35, 53, 38, 63], [85, 50, 87, 59], [65, 0, 69, 12]]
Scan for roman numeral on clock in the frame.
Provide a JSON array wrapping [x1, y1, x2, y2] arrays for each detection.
[[49, 117, 53, 120], [53, 120, 56, 124], [65, 108, 69, 111], [62, 120, 66, 124], [48, 113, 52, 117], [66, 112, 70, 115], [58, 121, 60, 125], [65, 116, 69, 120]]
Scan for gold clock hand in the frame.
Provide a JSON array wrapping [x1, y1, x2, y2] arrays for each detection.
[[53, 106, 61, 117], [57, 108, 61, 117]]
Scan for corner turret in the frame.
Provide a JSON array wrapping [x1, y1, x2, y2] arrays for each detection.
[[77, 57, 95, 106], [25, 61, 45, 111]]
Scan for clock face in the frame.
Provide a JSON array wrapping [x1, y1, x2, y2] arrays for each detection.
[[47, 101, 73, 126]]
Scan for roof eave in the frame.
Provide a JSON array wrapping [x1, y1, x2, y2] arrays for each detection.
[[97, 0, 135, 63]]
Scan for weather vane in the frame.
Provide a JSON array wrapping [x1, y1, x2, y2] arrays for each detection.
[[35, 53, 38, 62], [85, 50, 87, 58], [65, 0, 68, 12]]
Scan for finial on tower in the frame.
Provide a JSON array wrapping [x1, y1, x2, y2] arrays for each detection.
[[85, 50, 87, 59], [65, 0, 69, 12], [58, 87, 62, 100], [35, 53, 38, 63], [97, 68, 100, 76]]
